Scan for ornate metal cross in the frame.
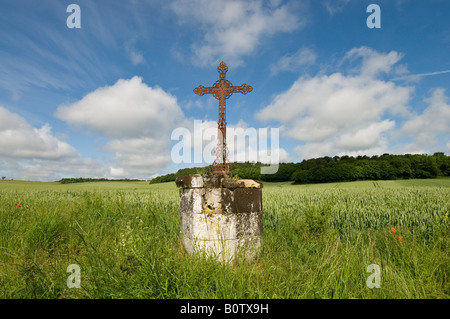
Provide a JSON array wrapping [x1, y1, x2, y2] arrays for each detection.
[[194, 61, 253, 175]]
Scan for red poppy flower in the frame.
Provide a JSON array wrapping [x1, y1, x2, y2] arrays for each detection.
[[391, 227, 396, 233], [17, 202, 22, 208], [397, 237, 403, 242]]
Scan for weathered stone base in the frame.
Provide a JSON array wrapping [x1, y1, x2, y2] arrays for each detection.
[[182, 236, 262, 264], [176, 174, 263, 263]]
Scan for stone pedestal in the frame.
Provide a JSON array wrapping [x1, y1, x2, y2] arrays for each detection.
[[175, 174, 263, 263]]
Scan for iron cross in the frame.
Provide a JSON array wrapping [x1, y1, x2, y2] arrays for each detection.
[[194, 61, 253, 175]]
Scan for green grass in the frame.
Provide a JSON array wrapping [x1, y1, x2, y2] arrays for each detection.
[[0, 178, 448, 298]]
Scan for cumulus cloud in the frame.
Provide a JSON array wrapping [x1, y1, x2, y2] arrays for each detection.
[[342, 46, 404, 78], [6, 157, 109, 182], [0, 105, 107, 181], [256, 47, 414, 160], [171, 119, 291, 168], [55, 76, 183, 138], [397, 88, 450, 153], [105, 137, 172, 178], [335, 120, 395, 150], [0, 106, 78, 160], [226, 120, 292, 164], [171, 0, 302, 67], [55, 76, 186, 179]]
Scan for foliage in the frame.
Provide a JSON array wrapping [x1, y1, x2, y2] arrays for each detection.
[[148, 153, 450, 185], [59, 178, 144, 184]]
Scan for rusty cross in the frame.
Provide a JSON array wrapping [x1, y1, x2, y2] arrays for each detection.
[[194, 61, 253, 175]]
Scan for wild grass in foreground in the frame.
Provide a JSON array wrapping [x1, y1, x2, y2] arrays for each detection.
[[0, 179, 448, 298]]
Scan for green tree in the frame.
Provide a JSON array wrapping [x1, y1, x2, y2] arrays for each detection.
[[433, 152, 449, 176], [292, 169, 310, 184]]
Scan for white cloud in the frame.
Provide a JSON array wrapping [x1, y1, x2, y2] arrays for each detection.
[[293, 141, 388, 160], [171, 119, 291, 167], [125, 41, 146, 65], [0, 105, 107, 181], [392, 69, 450, 82], [322, 0, 350, 15], [105, 137, 172, 178], [401, 88, 450, 135], [397, 88, 450, 153], [0, 106, 78, 160], [8, 157, 109, 182], [129, 50, 145, 65], [226, 120, 291, 164], [55, 76, 183, 138], [55, 76, 187, 179], [171, 0, 302, 67], [343, 46, 404, 78], [335, 120, 395, 150], [293, 143, 329, 160], [257, 72, 410, 141], [270, 47, 317, 75], [257, 47, 414, 160]]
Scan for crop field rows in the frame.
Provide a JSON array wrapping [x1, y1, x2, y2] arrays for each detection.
[[0, 179, 448, 298]]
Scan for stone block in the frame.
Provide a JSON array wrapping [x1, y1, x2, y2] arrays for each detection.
[[221, 178, 263, 189], [222, 188, 262, 213], [179, 188, 204, 214], [177, 174, 263, 263], [202, 174, 223, 188], [181, 210, 262, 241], [182, 236, 262, 263], [175, 174, 204, 188], [204, 187, 223, 213]]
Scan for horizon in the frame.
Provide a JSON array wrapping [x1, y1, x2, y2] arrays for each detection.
[[1, 151, 447, 183]]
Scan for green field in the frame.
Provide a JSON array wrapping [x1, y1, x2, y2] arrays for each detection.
[[0, 178, 448, 298]]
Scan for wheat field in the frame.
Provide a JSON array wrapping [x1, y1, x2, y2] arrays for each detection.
[[0, 178, 448, 298]]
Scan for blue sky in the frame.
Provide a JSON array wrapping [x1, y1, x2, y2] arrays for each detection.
[[0, 0, 449, 181]]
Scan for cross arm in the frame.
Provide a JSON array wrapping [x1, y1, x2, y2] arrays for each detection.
[[193, 85, 215, 96], [231, 83, 253, 95]]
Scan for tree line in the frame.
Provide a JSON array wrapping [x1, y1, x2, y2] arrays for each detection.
[[149, 152, 450, 185], [59, 177, 144, 184]]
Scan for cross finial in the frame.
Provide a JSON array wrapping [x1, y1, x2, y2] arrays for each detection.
[[194, 62, 253, 175], [217, 61, 228, 80]]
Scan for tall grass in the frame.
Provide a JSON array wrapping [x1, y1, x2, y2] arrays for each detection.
[[0, 180, 448, 298]]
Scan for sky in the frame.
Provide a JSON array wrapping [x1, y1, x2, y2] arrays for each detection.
[[0, 0, 449, 181]]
